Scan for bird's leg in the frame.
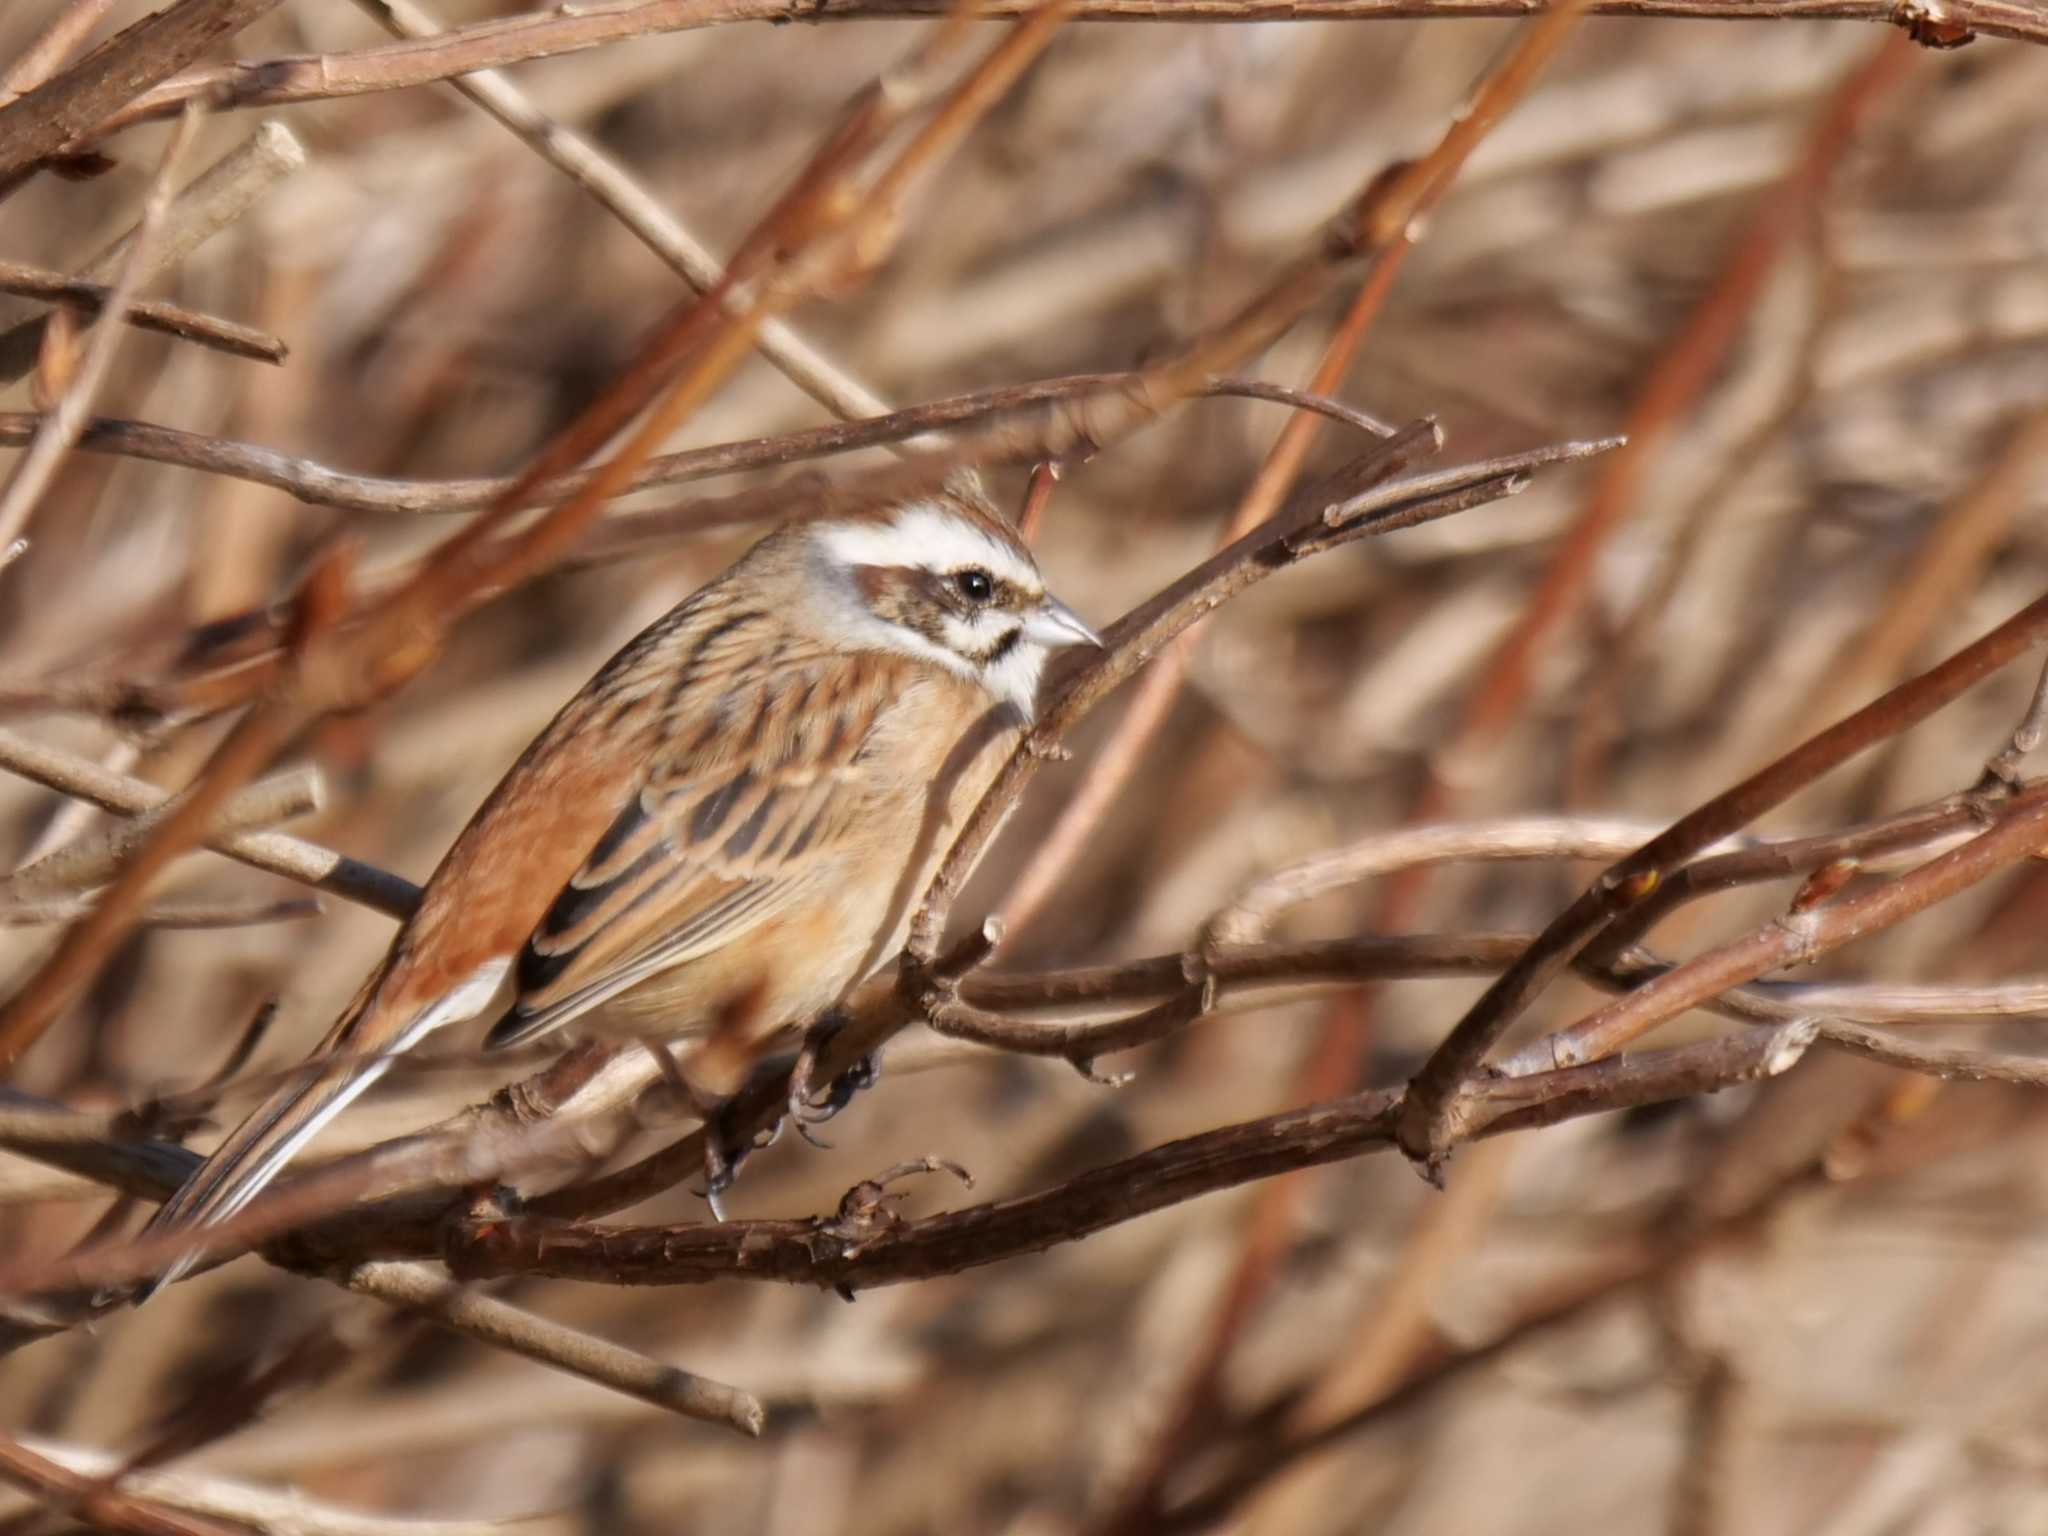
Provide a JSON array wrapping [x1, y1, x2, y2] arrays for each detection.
[[788, 1008, 882, 1147], [641, 1041, 749, 1221]]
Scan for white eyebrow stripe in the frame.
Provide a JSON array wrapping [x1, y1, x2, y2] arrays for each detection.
[[816, 502, 1039, 590]]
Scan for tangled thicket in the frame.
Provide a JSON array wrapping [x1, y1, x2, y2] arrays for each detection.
[[4, 3, 2048, 1533]]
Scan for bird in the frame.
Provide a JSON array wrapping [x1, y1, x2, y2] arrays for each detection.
[[140, 482, 1099, 1288]]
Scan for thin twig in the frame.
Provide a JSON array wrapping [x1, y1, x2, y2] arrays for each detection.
[[75, 0, 2048, 140], [0, 0, 121, 105], [1814, 1019, 2048, 1088], [343, 1263, 765, 1437], [1984, 651, 2048, 787], [81, 121, 306, 285], [0, 119, 306, 382], [4, 763, 320, 902], [0, 728, 420, 918], [1519, 789, 2048, 1073], [0, 894, 319, 928], [0, 376, 1401, 519], [1572, 792, 2001, 976], [0, 1435, 510, 1536], [0, 260, 285, 365], [0, 105, 205, 560], [0, 1433, 236, 1536], [350, 0, 893, 425], [1206, 815, 1692, 948]]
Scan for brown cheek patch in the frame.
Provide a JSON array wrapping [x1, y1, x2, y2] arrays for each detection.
[[851, 564, 890, 606], [857, 565, 952, 646], [855, 564, 939, 637]]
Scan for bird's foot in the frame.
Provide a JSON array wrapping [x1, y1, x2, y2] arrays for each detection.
[[788, 1013, 881, 1148], [699, 1111, 741, 1222], [641, 1041, 755, 1222]]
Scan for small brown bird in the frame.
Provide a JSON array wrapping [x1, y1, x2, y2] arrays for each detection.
[[144, 485, 1098, 1282]]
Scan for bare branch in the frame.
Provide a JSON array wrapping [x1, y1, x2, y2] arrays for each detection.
[[0, 0, 122, 105], [1815, 1020, 2048, 1087], [1522, 785, 2048, 1074], [0, 375, 1402, 520], [71, 0, 2048, 141], [0, 728, 420, 919], [0, 1431, 236, 1536], [1399, 581, 2048, 1166], [0, 894, 320, 927], [350, 0, 893, 426], [343, 1262, 765, 1437], [0, 259, 285, 365], [0, 1435, 510, 1536], [443, 1023, 1813, 1290], [0, 0, 280, 182], [5, 763, 320, 901], [0, 119, 306, 382], [0, 105, 205, 557], [1984, 651, 2048, 788]]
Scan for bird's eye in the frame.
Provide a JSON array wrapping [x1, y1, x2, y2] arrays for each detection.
[[954, 567, 995, 604]]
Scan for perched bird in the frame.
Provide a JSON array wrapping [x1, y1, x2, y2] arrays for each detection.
[[142, 484, 1099, 1284]]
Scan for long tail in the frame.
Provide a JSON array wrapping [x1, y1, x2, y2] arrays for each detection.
[[139, 956, 509, 1295]]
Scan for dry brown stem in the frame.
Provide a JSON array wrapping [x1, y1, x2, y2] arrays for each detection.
[[62, 0, 2048, 148], [0, 105, 204, 560], [1396, 36, 1936, 1167], [0, 259, 285, 365], [0, 0, 278, 182], [0, 1431, 238, 1536]]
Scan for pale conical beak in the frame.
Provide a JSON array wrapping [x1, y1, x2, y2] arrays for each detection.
[[1024, 596, 1102, 650]]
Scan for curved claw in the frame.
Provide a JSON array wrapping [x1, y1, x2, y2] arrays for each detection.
[[787, 1011, 882, 1135]]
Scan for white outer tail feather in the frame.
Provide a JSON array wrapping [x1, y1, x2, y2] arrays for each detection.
[[139, 958, 510, 1296]]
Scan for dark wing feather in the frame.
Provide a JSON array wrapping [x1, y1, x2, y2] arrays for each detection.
[[483, 655, 893, 1050]]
